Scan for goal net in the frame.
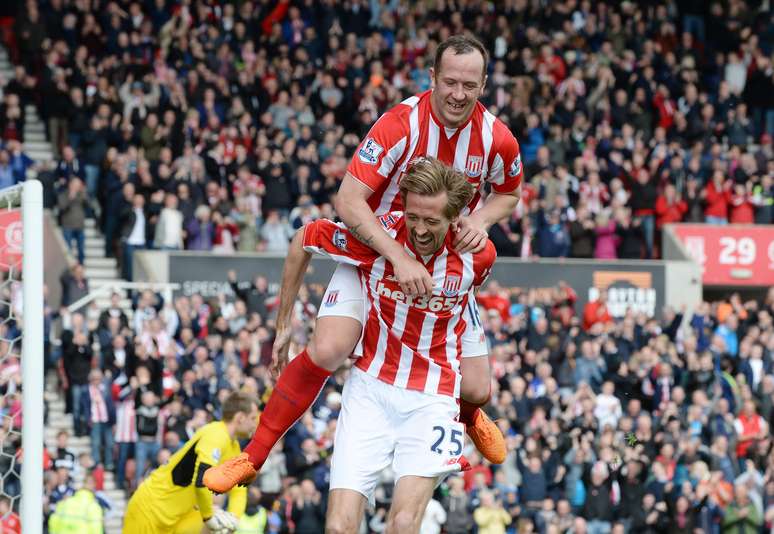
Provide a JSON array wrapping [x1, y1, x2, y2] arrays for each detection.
[[0, 181, 43, 533]]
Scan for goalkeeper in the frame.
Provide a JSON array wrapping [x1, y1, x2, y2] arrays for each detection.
[[123, 391, 258, 533]]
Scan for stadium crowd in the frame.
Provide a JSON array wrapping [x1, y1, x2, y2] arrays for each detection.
[[0, 0, 771, 532], [0, 0, 772, 270], [44, 277, 774, 534]]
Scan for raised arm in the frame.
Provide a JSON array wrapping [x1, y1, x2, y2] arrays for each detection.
[[271, 229, 313, 376], [335, 174, 433, 296]]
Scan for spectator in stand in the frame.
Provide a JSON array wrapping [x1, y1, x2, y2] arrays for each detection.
[[655, 184, 687, 231], [55, 146, 84, 189], [57, 177, 88, 264], [734, 400, 769, 470], [185, 205, 214, 251], [112, 370, 137, 491], [628, 169, 657, 259], [59, 264, 88, 310], [47, 465, 75, 515], [103, 181, 134, 259], [421, 497, 447, 534], [579, 172, 609, 216], [593, 212, 619, 260], [569, 206, 595, 259], [48, 471, 104, 534], [630, 492, 668, 533], [683, 176, 705, 223], [80, 369, 115, 471], [722, 483, 762, 534], [705, 170, 732, 225], [0, 93, 24, 144], [291, 479, 325, 534], [61, 312, 92, 435], [729, 182, 755, 224], [211, 211, 240, 254], [5, 140, 34, 184], [0, 497, 20, 534], [260, 210, 293, 253], [0, 149, 15, 189], [153, 193, 185, 250], [473, 490, 511, 534], [615, 208, 644, 260], [582, 462, 615, 534], [443, 476, 474, 534], [134, 389, 161, 487], [51, 430, 77, 479], [79, 116, 108, 203], [583, 291, 613, 333], [119, 193, 147, 281]]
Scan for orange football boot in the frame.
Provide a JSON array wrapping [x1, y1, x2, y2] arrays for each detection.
[[467, 410, 506, 464], [203, 453, 257, 494]]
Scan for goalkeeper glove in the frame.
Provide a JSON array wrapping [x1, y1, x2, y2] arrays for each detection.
[[204, 509, 239, 533]]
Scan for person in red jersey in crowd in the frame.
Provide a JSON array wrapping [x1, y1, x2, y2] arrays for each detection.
[[0, 497, 20, 534], [655, 183, 688, 229]]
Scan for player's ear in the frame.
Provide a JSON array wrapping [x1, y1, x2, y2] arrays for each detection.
[[480, 75, 487, 96], [429, 67, 436, 87]]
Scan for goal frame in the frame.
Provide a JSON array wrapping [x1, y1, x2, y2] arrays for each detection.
[[20, 180, 43, 534]]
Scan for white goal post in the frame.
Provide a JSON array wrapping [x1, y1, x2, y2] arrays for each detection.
[[0, 181, 47, 533], [21, 180, 43, 534]]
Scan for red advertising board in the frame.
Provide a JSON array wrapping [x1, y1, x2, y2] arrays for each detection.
[[0, 210, 22, 271], [671, 224, 774, 286]]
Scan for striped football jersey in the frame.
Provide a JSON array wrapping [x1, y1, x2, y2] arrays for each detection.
[[347, 90, 523, 216], [303, 213, 496, 398]]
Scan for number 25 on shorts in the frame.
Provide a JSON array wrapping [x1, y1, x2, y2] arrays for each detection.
[[430, 425, 463, 456]]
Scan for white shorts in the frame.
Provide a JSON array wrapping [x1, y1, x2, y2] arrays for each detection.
[[318, 264, 489, 358], [329, 368, 466, 504]]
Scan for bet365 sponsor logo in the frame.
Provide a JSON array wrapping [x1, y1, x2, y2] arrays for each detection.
[[375, 281, 464, 312]]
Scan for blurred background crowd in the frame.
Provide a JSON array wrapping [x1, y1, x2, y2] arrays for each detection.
[[42, 278, 774, 534], [0, 0, 772, 269], [0, 0, 771, 532]]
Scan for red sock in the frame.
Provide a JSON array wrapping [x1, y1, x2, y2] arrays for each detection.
[[459, 399, 482, 427], [459, 386, 491, 427], [243, 350, 331, 469]]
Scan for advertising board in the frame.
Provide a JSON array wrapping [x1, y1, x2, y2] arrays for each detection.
[[168, 254, 667, 318], [671, 224, 774, 286]]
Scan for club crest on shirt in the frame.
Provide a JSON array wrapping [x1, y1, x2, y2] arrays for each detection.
[[443, 274, 461, 297], [465, 155, 483, 177], [508, 154, 522, 177], [333, 229, 348, 250], [212, 448, 221, 462], [358, 137, 384, 165]]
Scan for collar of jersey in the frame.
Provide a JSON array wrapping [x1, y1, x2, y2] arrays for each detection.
[[427, 92, 475, 138]]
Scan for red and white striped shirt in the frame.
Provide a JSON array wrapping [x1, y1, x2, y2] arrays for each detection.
[[303, 214, 496, 398], [90, 385, 109, 424], [112, 382, 137, 443], [348, 90, 523, 216]]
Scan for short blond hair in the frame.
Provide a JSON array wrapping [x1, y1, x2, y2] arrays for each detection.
[[221, 391, 257, 422], [399, 157, 474, 219]]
